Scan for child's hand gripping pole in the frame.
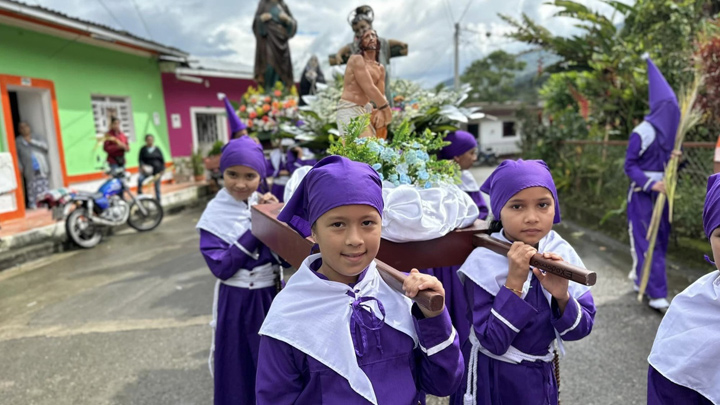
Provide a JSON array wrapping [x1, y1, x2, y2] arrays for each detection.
[[472, 234, 597, 286], [374, 259, 445, 313]]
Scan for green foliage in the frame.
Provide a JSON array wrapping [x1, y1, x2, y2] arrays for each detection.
[[207, 141, 225, 157], [461, 50, 527, 103], [328, 115, 460, 188], [191, 150, 205, 176]]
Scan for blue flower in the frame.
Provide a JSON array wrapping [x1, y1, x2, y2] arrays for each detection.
[[378, 172, 384, 181], [399, 174, 411, 185], [412, 142, 421, 148], [418, 170, 430, 180], [388, 174, 399, 183], [405, 152, 418, 165], [354, 137, 368, 145], [416, 150, 429, 161], [424, 181, 432, 189], [381, 148, 398, 162], [367, 141, 381, 155], [393, 180, 400, 187], [396, 163, 409, 175], [372, 163, 382, 171]]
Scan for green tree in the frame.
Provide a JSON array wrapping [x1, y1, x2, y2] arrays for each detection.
[[461, 50, 527, 103]]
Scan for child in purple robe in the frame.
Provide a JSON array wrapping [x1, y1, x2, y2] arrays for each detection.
[[256, 155, 464, 404], [645, 174, 720, 405], [453, 159, 596, 405], [425, 130, 490, 347], [625, 55, 682, 311], [196, 136, 283, 405]]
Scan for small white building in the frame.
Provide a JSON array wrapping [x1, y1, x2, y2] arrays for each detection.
[[462, 102, 533, 156]]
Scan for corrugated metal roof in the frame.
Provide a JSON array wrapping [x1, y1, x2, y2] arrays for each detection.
[[0, 0, 188, 57]]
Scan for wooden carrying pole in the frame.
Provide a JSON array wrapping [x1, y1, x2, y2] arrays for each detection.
[[252, 204, 597, 307]]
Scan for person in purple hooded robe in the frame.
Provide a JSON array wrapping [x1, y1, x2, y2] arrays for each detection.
[[256, 155, 464, 404], [645, 173, 720, 405], [196, 136, 284, 405], [625, 55, 682, 311], [452, 159, 595, 405], [424, 130, 490, 347], [219, 93, 248, 139]]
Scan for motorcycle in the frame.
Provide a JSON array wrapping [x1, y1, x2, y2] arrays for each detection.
[[38, 167, 164, 248], [475, 147, 499, 167]]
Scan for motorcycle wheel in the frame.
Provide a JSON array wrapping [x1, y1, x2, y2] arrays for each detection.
[[127, 198, 164, 232], [65, 208, 103, 248]]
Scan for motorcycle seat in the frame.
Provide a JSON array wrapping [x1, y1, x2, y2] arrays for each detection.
[[76, 191, 105, 200]]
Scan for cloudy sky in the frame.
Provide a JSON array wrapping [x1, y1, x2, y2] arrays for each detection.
[[28, 0, 633, 86]]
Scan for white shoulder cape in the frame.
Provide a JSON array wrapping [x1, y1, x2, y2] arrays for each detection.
[[648, 270, 720, 404], [195, 188, 259, 244], [259, 254, 417, 405]]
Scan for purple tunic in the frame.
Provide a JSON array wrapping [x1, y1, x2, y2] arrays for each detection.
[[466, 190, 489, 221], [200, 229, 279, 405], [286, 149, 317, 175], [648, 366, 713, 405], [256, 262, 464, 404], [452, 275, 596, 405], [625, 132, 671, 298]]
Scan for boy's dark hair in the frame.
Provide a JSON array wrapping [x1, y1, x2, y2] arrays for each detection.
[[145, 134, 154, 141], [487, 219, 503, 234]]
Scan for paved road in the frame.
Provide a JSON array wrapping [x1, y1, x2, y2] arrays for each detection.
[[0, 168, 703, 404]]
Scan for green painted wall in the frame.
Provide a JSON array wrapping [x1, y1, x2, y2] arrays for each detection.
[[0, 23, 170, 177]]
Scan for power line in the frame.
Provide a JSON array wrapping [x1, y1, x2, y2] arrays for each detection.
[[130, 0, 153, 40], [444, 0, 455, 23], [95, 0, 126, 31], [459, 0, 476, 23]]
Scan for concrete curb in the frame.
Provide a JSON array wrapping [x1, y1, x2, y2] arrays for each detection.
[[0, 184, 210, 271]]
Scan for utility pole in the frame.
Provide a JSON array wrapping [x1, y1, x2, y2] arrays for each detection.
[[454, 22, 460, 90]]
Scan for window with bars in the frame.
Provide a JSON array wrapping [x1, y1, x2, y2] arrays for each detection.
[[90, 95, 135, 142]]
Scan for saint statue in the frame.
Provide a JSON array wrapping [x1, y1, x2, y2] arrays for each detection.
[[329, 5, 408, 92], [337, 30, 391, 139], [299, 55, 326, 106], [253, 0, 297, 90]]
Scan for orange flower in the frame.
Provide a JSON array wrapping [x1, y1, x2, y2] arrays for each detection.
[[247, 120, 253, 127], [262, 104, 271, 112], [264, 96, 271, 103], [286, 99, 296, 107], [274, 90, 282, 97], [262, 116, 269, 122], [239, 105, 247, 112], [412, 103, 419, 110], [249, 111, 257, 119], [250, 97, 257, 104], [272, 101, 280, 110], [283, 102, 291, 109]]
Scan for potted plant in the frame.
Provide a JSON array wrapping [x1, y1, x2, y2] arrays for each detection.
[[191, 150, 205, 182]]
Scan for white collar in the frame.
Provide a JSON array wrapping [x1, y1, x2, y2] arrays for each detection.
[[459, 170, 480, 192], [648, 270, 720, 403], [195, 188, 258, 243], [259, 254, 417, 404]]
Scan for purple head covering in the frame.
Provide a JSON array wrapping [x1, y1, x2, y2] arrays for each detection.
[[643, 55, 680, 153], [219, 136, 266, 178], [703, 174, 720, 239], [222, 94, 247, 134], [278, 155, 383, 237], [480, 159, 561, 224], [439, 130, 477, 160]]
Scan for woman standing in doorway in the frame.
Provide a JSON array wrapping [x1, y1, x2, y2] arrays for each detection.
[[15, 121, 50, 209]]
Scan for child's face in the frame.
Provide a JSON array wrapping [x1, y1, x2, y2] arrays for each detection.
[[454, 148, 477, 170], [712, 228, 720, 270], [500, 186, 555, 246], [223, 165, 260, 202], [312, 204, 382, 283]]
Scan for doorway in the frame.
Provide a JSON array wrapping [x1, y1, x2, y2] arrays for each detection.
[[8, 86, 64, 208], [190, 107, 228, 156]]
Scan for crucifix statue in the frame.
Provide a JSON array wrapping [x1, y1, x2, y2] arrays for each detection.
[[329, 5, 408, 92]]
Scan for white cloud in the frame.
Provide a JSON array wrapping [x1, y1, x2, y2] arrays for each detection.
[[31, 0, 634, 86]]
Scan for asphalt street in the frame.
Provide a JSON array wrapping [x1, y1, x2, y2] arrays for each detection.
[[0, 166, 707, 404]]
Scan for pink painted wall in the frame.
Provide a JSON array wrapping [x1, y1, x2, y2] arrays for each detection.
[[161, 73, 255, 157]]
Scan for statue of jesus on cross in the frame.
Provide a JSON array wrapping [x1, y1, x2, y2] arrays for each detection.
[[337, 30, 392, 138]]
